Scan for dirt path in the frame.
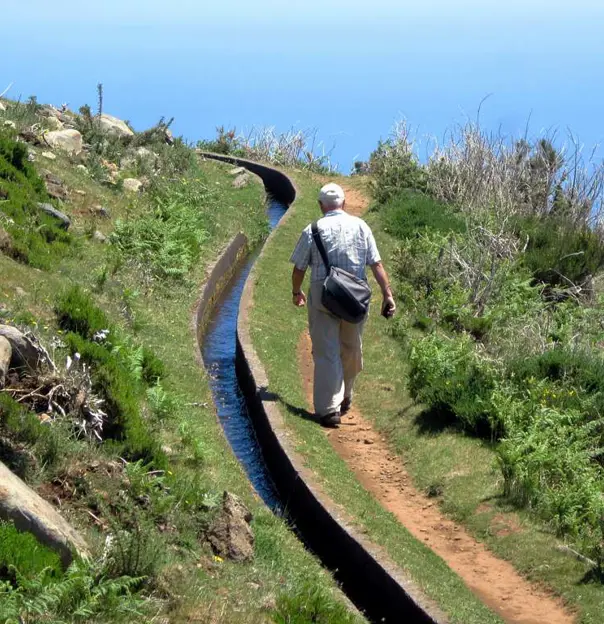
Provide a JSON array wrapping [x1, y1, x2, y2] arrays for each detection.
[[296, 183, 575, 624]]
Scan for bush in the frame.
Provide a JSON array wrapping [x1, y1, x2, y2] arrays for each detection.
[[0, 132, 72, 269], [378, 190, 466, 240], [408, 332, 502, 435], [517, 215, 604, 289], [55, 286, 110, 340], [111, 177, 213, 281]]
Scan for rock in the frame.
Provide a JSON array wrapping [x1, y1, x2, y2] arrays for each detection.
[[164, 128, 174, 145], [41, 151, 56, 160], [76, 164, 88, 174], [98, 113, 134, 139], [43, 173, 69, 202], [37, 203, 71, 230], [229, 167, 246, 176], [92, 230, 107, 243], [43, 129, 83, 155], [123, 178, 143, 193], [3, 120, 16, 130], [0, 336, 11, 387], [15, 287, 27, 297], [19, 128, 43, 146], [0, 325, 42, 371], [45, 116, 64, 131], [0, 227, 12, 256], [0, 461, 90, 566], [207, 491, 254, 562], [0, 101, 6, 112], [38, 105, 62, 120], [232, 173, 250, 189], [91, 204, 110, 218]]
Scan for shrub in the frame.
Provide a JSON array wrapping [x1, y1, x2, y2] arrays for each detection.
[[378, 190, 466, 240], [517, 215, 604, 289], [408, 332, 502, 435], [368, 133, 427, 203], [0, 132, 72, 269], [55, 286, 110, 340]]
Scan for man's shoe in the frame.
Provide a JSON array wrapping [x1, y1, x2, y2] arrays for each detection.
[[340, 397, 352, 415], [320, 412, 341, 428]]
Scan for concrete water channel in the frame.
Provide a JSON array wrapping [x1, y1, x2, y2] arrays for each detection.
[[196, 153, 439, 624]]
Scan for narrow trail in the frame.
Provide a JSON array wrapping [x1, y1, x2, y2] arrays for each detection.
[[296, 184, 575, 624]]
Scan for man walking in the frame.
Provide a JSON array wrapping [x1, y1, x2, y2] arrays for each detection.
[[290, 183, 395, 427]]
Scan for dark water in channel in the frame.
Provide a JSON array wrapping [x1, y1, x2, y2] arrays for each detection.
[[201, 200, 286, 509]]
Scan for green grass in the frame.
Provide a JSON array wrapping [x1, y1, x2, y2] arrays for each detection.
[[249, 173, 502, 623], [0, 134, 363, 623]]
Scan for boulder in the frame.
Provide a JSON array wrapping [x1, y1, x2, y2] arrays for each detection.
[[0, 461, 90, 566], [232, 173, 251, 189], [98, 113, 134, 139], [43, 129, 83, 155], [207, 491, 254, 562], [123, 178, 143, 193], [0, 336, 11, 387], [45, 116, 64, 131], [37, 203, 71, 230], [0, 325, 42, 371]]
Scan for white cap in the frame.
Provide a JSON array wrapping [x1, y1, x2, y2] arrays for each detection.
[[318, 182, 345, 208]]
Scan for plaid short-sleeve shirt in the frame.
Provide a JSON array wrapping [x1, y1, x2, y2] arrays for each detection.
[[290, 209, 381, 283]]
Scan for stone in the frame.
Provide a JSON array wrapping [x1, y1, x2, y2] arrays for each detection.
[[37, 203, 71, 230], [3, 120, 16, 130], [229, 167, 246, 176], [91, 204, 110, 218], [0, 101, 6, 112], [38, 105, 62, 120], [76, 164, 88, 174], [43, 173, 69, 202], [207, 491, 254, 562], [41, 151, 56, 160], [45, 116, 64, 131], [0, 227, 12, 255], [232, 173, 250, 189], [0, 336, 11, 387], [19, 128, 42, 146], [123, 177, 143, 193], [0, 325, 41, 371], [43, 129, 83, 155], [15, 287, 27, 297], [92, 230, 107, 243], [98, 113, 134, 138], [0, 461, 90, 566]]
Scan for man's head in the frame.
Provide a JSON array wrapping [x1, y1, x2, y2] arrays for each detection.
[[318, 183, 345, 213]]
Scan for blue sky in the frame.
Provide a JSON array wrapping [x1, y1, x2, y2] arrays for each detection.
[[3, 1, 604, 170]]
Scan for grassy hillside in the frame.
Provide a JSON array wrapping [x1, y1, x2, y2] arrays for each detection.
[[0, 97, 362, 623]]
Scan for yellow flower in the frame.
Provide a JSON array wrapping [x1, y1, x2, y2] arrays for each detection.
[[213, 555, 223, 563]]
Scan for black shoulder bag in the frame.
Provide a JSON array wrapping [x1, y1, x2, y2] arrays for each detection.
[[311, 222, 371, 324]]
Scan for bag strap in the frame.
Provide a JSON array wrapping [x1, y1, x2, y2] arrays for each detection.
[[311, 222, 331, 270]]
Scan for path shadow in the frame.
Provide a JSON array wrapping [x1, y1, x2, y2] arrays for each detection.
[[258, 387, 318, 424]]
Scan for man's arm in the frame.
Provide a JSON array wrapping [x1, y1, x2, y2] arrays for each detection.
[[370, 261, 396, 316], [292, 267, 307, 307]]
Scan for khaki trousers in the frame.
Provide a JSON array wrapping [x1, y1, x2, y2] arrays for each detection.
[[308, 281, 366, 417]]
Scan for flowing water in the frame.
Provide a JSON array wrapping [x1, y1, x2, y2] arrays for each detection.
[[200, 200, 286, 509]]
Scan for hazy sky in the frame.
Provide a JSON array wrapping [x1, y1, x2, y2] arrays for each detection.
[[3, 1, 604, 170]]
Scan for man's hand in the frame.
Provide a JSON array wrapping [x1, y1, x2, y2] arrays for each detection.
[[381, 295, 396, 318], [293, 291, 307, 307]]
